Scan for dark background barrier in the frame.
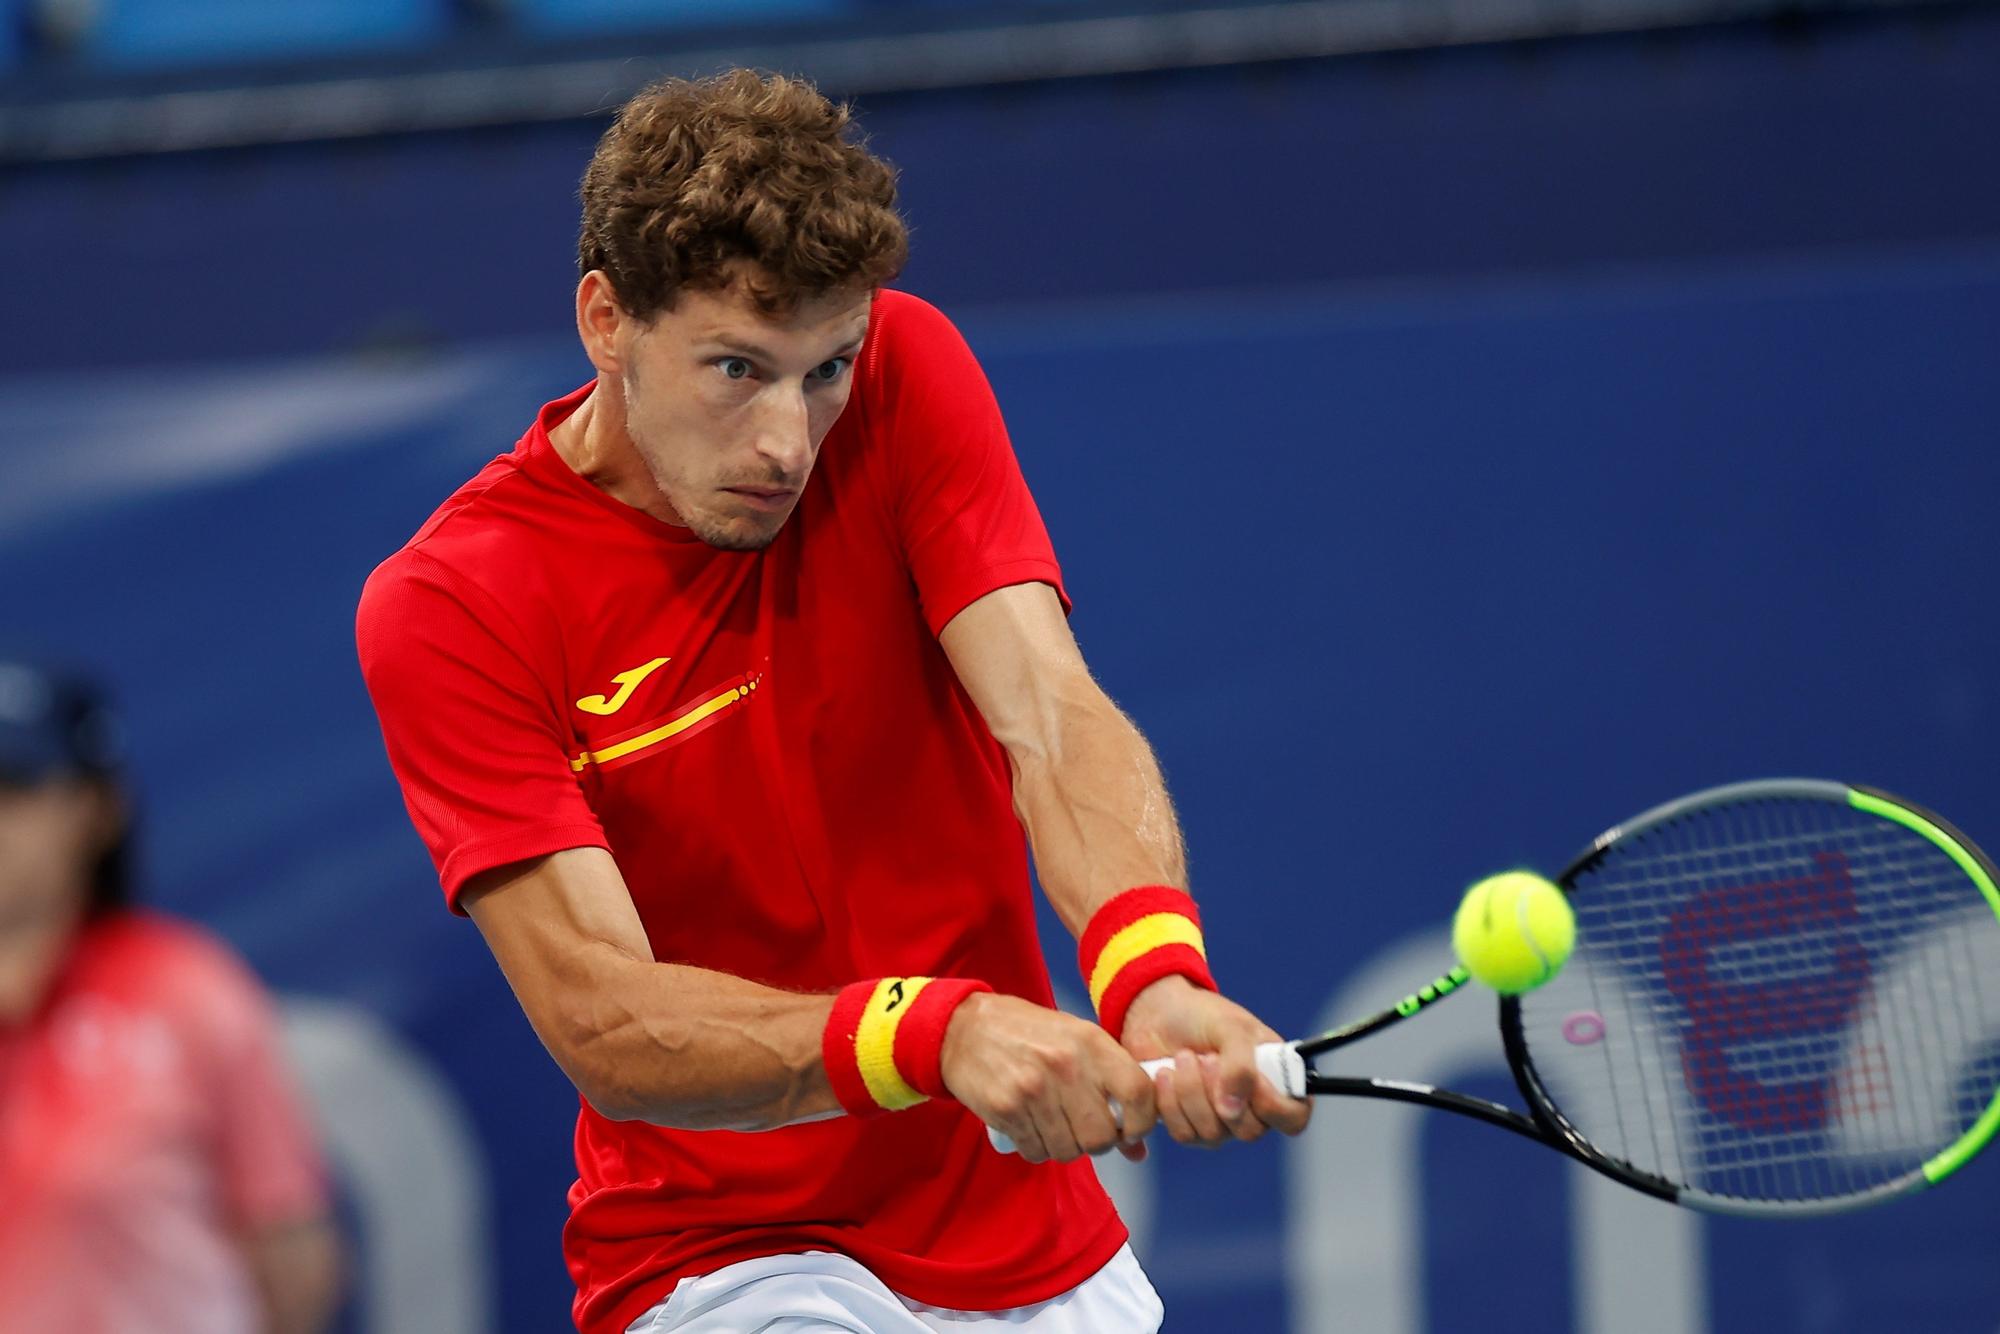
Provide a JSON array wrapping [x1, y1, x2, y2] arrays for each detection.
[[5, 5, 1998, 1330]]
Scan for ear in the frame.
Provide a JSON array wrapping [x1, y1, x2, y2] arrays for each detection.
[[576, 271, 632, 377], [82, 780, 127, 859]]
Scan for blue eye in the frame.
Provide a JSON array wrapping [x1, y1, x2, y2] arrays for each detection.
[[810, 358, 849, 383], [717, 357, 752, 380]]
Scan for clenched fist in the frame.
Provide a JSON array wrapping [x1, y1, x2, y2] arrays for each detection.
[[940, 991, 1157, 1164]]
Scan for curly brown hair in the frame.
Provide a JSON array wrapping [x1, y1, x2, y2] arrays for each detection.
[[578, 70, 908, 320]]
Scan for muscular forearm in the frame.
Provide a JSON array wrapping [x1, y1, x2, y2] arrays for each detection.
[[1000, 671, 1188, 937], [463, 852, 844, 1131], [541, 948, 842, 1129], [937, 583, 1189, 935], [940, 585, 1313, 1151]]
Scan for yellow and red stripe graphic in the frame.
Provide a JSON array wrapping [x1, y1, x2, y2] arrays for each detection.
[[822, 975, 993, 1117], [1078, 886, 1217, 1040], [1087, 911, 1209, 1014], [854, 977, 932, 1111], [570, 670, 762, 774]]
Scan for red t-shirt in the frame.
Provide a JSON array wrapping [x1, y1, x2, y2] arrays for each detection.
[[356, 290, 1125, 1332], [0, 912, 329, 1334]]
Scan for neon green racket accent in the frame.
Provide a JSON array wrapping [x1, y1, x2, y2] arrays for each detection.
[[1847, 787, 2000, 1186], [1848, 789, 2000, 920], [1394, 964, 1472, 1017], [1926, 1091, 2000, 1185]]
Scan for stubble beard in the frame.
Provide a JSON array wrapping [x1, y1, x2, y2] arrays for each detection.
[[689, 513, 783, 552], [641, 469, 785, 551], [622, 374, 790, 552]]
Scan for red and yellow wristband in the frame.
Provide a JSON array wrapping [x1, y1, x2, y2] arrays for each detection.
[[823, 976, 991, 1117], [1079, 885, 1216, 1041]]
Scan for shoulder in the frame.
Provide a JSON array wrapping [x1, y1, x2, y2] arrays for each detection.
[[864, 289, 976, 376], [71, 912, 268, 1021], [81, 910, 248, 979], [371, 454, 550, 603], [871, 287, 956, 338], [357, 457, 575, 664], [356, 538, 554, 719], [848, 290, 997, 445], [361, 385, 607, 627]]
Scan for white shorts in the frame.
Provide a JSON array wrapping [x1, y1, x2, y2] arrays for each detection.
[[624, 1244, 1163, 1333]]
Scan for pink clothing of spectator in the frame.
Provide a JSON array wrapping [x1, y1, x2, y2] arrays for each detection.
[[0, 911, 330, 1334]]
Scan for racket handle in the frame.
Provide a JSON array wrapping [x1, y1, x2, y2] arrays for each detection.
[[985, 1041, 1306, 1155]]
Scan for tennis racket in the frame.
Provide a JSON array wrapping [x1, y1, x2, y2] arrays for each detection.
[[994, 779, 2000, 1216]]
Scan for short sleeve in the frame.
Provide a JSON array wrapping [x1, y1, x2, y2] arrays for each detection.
[[356, 550, 608, 911], [866, 294, 1070, 636]]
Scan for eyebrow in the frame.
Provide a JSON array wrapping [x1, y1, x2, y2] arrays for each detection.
[[700, 325, 869, 365]]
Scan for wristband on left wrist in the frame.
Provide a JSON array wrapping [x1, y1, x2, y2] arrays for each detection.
[[1078, 885, 1217, 1041]]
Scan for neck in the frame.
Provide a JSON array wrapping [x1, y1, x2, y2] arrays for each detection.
[[0, 906, 85, 1024], [549, 379, 685, 525]]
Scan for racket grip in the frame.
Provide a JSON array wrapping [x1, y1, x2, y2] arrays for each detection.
[[985, 1041, 1306, 1155]]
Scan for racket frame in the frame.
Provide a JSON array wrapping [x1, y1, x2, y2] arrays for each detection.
[[1288, 959, 1681, 1203], [1284, 778, 2000, 1215], [1550, 778, 2000, 1212]]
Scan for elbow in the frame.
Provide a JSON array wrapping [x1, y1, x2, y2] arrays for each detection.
[[554, 998, 721, 1127], [585, 1094, 648, 1123], [572, 1064, 743, 1130], [540, 989, 655, 1122], [565, 1035, 804, 1133], [575, 1070, 648, 1122], [562, 1030, 657, 1123]]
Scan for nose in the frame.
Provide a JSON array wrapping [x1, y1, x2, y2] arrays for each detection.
[[755, 389, 814, 479]]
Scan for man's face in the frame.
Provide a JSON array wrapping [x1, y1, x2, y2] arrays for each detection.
[[0, 779, 97, 931], [615, 281, 873, 551]]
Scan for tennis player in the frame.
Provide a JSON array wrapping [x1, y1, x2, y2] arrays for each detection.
[[0, 662, 340, 1332], [357, 71, 1307, 1333]]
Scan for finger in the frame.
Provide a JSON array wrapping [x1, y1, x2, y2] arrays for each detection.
[[1033, 1033, 1122, 1159], [1249, 1056, 1313, 1136], [1056, 1066, 1124, 1158], [1030, 1075, 1085, 1163], [1154, 1064, 1198, 1146], [991, 1060, 1056, 1162], [1242, 1020, 1311, 1135], [998, 1062, 1062, 1163], [1209, 1035, 1263, 1124], [1003, 1113, 1051, 1165], [1175, 1049, 1228, 1146], [1200, 1053, 1270, 1143], [1116, 1138, 1149, 1163], [1099, 1044, 1158, 1145], [1033, 1110, 1082, 1163], [1253, 1079, 1313, 1136]]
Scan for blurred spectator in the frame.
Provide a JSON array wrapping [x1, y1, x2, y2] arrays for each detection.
[[0, 662, 341, 1334]]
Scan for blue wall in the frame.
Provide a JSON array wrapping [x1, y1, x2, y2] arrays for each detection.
[[3, 11, 1997, 1332], [5, 8, 1997, 374]]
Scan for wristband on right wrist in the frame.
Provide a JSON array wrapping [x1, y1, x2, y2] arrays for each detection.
[[1078, 885, 1216, 1042], [822, 976, 991, 1117]]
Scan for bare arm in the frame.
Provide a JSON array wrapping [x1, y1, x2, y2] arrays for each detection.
[[462, 841, 1156, 1160], [461, 847, 839, 1130], [938, 582, 1186, 934], [246, 1216, 342, 1334], [941, 582, 1309, 1146]]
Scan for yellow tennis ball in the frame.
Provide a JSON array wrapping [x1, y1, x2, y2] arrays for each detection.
[[1452, 871, 1576, 994]]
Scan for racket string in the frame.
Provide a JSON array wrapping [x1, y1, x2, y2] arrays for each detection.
[[1517, 796, 2000, 1206]]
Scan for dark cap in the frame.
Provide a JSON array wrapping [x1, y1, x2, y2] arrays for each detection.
[[0, 662, 124, 785]]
